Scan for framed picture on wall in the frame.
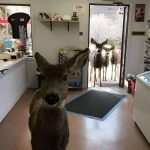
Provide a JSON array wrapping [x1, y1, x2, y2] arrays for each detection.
[[134, 4, 145, 22]]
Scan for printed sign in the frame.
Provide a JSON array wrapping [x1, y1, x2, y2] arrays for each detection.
[[73, 4, 85, 14]]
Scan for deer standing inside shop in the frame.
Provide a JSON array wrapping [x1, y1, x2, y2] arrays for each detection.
[[90, 38, 108, 86], [28, 48, 89, 150], [110, 46, 121, 81]]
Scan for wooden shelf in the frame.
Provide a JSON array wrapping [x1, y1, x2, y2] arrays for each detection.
[[39, 19, 79, 31], [39, 19, 79, 23]]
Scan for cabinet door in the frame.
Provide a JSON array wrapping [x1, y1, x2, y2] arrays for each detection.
[[0, 60, 27, 122], [26, 58, 38, 88]]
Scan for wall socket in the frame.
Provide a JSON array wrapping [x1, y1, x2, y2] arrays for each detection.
[[79, 32, 83, 36], [79, 32, 83, 41]]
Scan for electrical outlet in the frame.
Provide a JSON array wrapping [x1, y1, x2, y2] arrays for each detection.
[[79, 32, 83, 36]]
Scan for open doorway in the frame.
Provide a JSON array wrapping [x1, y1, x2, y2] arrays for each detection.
[[0, 4, 32, 55], [88, 4, 129, 88]]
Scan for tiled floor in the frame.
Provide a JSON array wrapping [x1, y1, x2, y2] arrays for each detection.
[[0, 88, 149, 150]]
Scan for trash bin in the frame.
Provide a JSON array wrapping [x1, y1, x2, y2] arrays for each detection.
[[130, 79, 136, 95], [127, 79, 131, 93], [126, 74, 136, 93]]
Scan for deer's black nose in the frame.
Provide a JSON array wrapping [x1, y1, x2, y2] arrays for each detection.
[[44, 94, 59, 105]]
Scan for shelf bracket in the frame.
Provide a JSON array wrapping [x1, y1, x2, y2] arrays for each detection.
[[49, 21, 52, 31], [67, 22, 69, 32]]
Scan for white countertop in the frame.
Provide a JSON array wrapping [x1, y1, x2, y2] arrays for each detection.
[[0, 56, 27, 71], [137, 71, 150, 88]]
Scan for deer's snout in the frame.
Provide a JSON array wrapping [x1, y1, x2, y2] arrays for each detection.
[[44, 93, 59, 105]]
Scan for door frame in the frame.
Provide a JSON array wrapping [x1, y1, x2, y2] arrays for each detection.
[[119, 5, 130, 87], [88, 3, 130, 88]]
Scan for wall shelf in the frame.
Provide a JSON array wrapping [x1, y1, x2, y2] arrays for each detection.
[[39, 19, 79, 31]]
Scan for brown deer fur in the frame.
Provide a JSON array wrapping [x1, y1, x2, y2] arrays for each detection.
[[28, 48, 89, 150]]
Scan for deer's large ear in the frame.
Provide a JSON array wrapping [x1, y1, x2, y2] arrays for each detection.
[[91, 38, 101, 48], [101, 39, 108, 45], [91, 38, 108, 48], [65, 48, 89, 71], [91, 38, 97, 45], [34, 52, 50, 72]]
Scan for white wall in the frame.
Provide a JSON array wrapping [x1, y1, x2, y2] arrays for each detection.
[[31, 0, 149, 87], [32, 0, 132, 62], [31, 0, 82, 63], [1, 0, 150, 87], [126, 0, 149, 75]]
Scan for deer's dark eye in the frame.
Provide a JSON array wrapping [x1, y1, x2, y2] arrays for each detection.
[[63, 74, 68, 81]]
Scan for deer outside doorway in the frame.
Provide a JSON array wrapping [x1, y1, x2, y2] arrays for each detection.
[[88, 4, 129, 88]]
